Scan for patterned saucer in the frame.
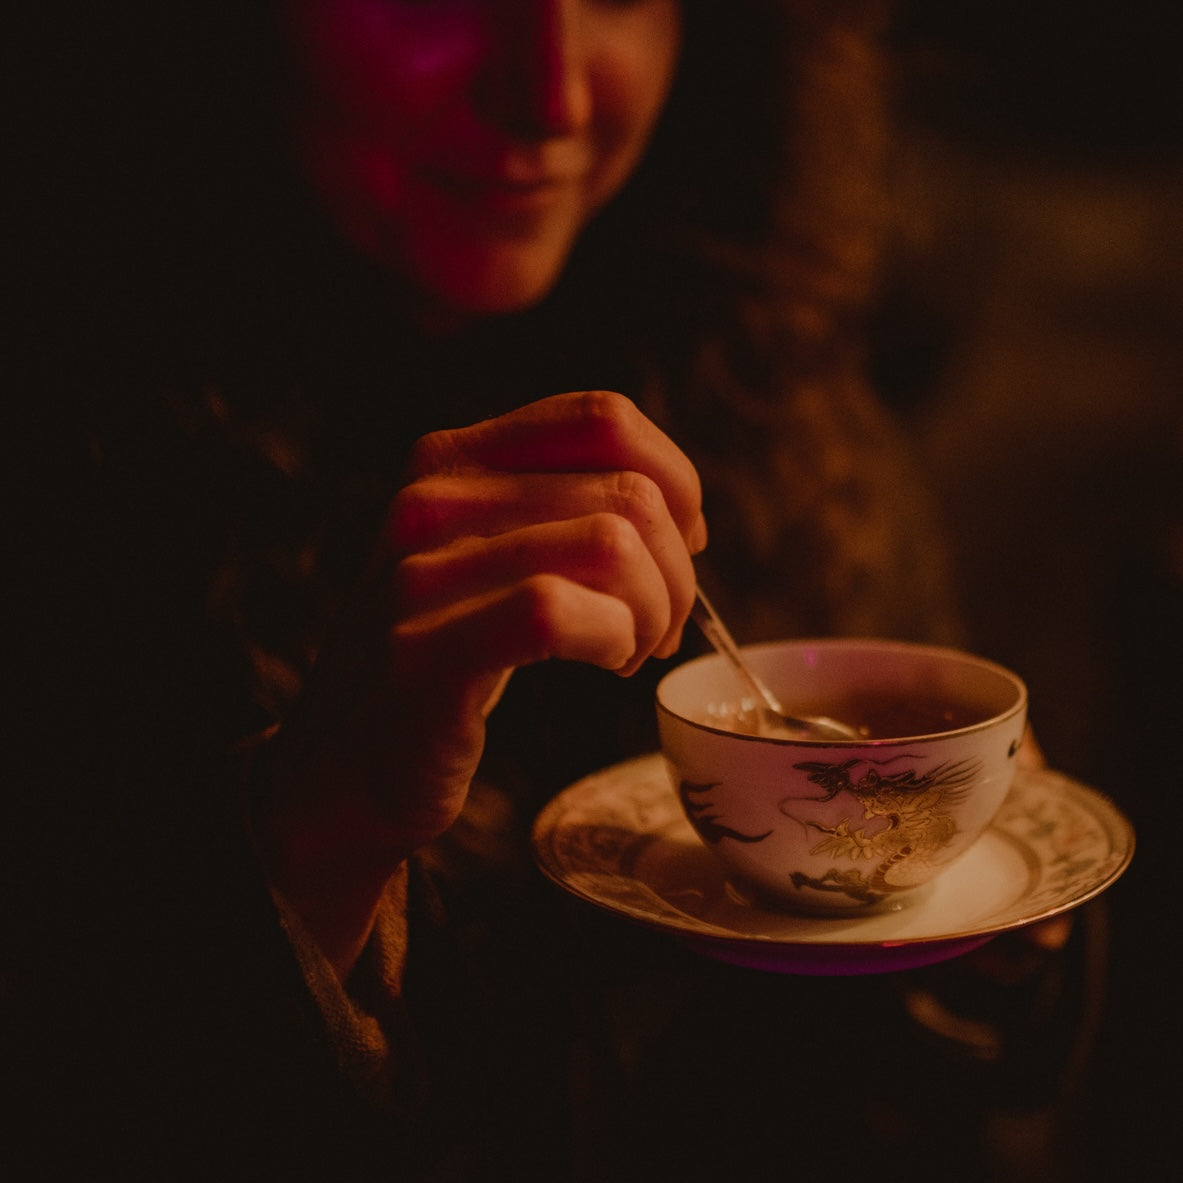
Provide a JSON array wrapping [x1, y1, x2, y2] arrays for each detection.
[[532, 752, 1134, 975]]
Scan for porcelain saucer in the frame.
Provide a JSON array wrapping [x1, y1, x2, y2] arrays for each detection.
[[532, 752, 1134, 975]]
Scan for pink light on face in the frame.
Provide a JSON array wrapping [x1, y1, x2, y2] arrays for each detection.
[[281, 0, 682, 322]]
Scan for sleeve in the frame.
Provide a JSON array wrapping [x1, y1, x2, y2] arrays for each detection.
[[268, 864, 411, 1111]]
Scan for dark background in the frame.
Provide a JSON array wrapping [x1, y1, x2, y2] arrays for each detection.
[[879, 3, 1181, 1177]]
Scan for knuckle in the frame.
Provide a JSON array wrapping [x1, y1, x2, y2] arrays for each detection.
[[407, 428, 461, 478], [607, 469, 663, 526], [385, 480, 445, 552], [391, 552, 431, 605], [573, 389, 636, 445], [516, 574, 569, 654], [584, 512, 641, 570]]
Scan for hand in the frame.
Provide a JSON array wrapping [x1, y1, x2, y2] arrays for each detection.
[[255, 391, 706, 973]]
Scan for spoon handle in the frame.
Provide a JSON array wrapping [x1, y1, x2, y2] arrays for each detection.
[[690, 585, 785, 716]]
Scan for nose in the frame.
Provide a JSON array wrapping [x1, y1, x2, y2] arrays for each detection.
[[483, 0, 592, 138]]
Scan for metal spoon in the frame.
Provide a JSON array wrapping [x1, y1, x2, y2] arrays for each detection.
[[690, 585, 863, 741]]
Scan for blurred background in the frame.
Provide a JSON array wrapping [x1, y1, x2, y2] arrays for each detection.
[[878, 1, 1181, 1176]]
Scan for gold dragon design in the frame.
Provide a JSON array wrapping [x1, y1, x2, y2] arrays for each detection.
[[680, 754, 982, 905], [784, 756, 982, 901]]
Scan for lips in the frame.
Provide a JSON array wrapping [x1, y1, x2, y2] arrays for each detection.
[[443, 173, 564, 194], [430, 160, 578, 189], [425, 142, 585, 194], [422, 166, 580, 221]]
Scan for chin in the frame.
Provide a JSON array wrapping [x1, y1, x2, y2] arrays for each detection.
[[427, 268, 564, 320], [405, 227, 579, 320]]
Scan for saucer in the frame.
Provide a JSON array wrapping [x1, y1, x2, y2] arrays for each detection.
[[532, 752, 1134, 975]]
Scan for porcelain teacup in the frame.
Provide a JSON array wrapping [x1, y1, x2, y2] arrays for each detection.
[[656, 639, 1028, 915]]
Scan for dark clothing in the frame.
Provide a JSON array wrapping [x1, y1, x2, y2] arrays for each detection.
[[6, 216, 1090, 1181], [5, 426, 1103, 1181]]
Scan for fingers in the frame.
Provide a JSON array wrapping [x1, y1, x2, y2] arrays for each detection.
[[394, 575, 640, 688], [376, 390, 706, 681], [408, 390, 707, 551], [263, 392, 706, 885], [388, 470, 683, 553], [399, 511, 690, 671], [387, 470, 696, 662]]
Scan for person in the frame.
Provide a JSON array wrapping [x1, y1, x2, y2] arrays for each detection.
[[7, 2, 1097, 1179]]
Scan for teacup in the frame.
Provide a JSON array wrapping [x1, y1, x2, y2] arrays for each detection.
[[656, 639, 1028, 915]]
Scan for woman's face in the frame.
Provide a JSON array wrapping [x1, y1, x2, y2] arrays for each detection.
[[282, 0, 682, 320]]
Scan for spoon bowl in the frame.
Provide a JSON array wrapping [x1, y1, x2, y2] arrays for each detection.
[[689, 587, 863, 741]]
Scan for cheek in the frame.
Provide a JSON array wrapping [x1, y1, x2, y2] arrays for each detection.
[[286, 0, 478, 132], [587, 21, 681, 198], [285, 1, 488, 246]]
